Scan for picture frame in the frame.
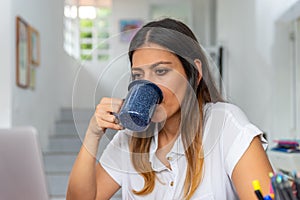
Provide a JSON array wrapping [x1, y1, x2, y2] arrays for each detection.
[[206, 46, 224, 94], [119, 19, 143, 42], [16, 16, 30, 88], [29, 67, 36, 90], [29, 26, 40, 66]]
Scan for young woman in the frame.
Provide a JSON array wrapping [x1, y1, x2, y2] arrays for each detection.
[[67, 18, 273, 200]]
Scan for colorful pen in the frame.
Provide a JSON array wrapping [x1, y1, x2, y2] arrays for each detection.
[[294, 172, 300, 200], [263, 195, 272, 200], [269, 172, 275, 199], [253, 180, 264, 200]]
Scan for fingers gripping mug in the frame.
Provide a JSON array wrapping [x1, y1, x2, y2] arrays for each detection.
[[117, 80, 163, 132]]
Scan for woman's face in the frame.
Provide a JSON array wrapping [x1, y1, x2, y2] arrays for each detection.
[[131, 43, 188, 122]]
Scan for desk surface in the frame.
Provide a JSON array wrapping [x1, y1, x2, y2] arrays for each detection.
[[267, 150, 300, 172]]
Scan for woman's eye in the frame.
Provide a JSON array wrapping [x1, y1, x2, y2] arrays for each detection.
[[132, 73, 143, 80], [155, 69, 169, 76]]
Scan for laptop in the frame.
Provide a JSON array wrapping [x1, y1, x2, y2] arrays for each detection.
[[0, 127, 49, 200]]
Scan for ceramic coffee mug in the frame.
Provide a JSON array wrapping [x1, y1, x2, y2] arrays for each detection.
[[117, 80, 163, 132]]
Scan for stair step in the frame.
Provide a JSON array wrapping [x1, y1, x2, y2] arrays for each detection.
[[43, 154, 77, 173], [43, 137, 82, 153], [47, 175, 122, 199], [50, 196, 66, 200], [60, 108, 94, 121], [47, 174, 69, 196], [44, 107, 121, 199], [55, 121, 88, 137], [46, 172, 122, 199], [50, 197, 65, 200]]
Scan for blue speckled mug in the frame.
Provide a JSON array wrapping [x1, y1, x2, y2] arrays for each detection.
[[117, 80, 163, 132]]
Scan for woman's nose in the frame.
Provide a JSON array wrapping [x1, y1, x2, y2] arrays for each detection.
[[142, 73, 155, 83]]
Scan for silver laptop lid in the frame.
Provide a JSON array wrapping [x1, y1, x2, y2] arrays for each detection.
[[0, 127, 49, 200]]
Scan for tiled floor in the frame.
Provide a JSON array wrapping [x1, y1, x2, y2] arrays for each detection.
[[43, 108, 121, 200]]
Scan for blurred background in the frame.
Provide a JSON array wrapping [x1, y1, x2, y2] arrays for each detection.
[[1, 0, 300, 199]]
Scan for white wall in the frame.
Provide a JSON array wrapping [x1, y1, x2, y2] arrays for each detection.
[[10, 0, 74, 147], [70, 0, 149, 109], [217, 0, 269, 134], [0, 0, 12, 128], [192, 0, 216, 46], [217, 0, 299, 140], [72, 0, 199, 109], [8, 0, 291, 148], [57, 0, 300, 142], [0, 0, 215, 148], [271, 1, 300, 140], [70, 0, 144, 109]]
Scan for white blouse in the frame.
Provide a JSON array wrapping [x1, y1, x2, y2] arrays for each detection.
[[100, 102, 267, 199]]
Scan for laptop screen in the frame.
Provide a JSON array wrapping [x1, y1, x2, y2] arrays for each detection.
[[0, 127, 49, 200]]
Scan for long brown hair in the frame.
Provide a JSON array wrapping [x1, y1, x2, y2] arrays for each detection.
[[128, 18, 223, 199]]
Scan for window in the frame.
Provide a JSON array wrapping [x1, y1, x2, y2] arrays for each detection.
[[64, 3, 111, 62]]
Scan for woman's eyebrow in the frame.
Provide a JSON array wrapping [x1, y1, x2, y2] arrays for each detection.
[[132, 61, 172, 71], [150, 61, 172, 69], [131, 68, 143, 71]]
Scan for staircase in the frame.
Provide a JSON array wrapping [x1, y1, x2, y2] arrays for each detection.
[[42, 108, 122, 200]]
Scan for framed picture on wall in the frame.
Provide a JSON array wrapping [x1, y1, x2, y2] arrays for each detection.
[[119, 19, 143, 42], [29, 67, 36, 90], [205, 46, 224, 94], [16, 16, 30, 88], [29, 26, 40, 66]]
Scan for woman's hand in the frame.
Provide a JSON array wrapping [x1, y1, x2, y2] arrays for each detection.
[[88, 97, 124, 136], [67, 97, 124, 200]]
